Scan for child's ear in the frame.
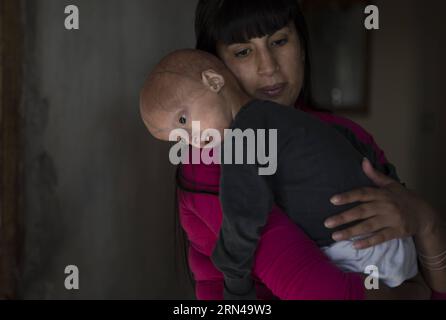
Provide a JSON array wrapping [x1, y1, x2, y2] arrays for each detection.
[[201, 69, 225, 93]]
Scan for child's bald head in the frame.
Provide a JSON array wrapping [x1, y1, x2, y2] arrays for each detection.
[[139, 49, 238, 141]]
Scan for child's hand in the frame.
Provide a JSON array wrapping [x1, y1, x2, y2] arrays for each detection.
[[324, 158, 438, 249]]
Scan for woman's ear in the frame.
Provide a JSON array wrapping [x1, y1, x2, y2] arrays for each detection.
[[201, 69, 225, 93]]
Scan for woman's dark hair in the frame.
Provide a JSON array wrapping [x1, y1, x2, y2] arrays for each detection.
[[195, 0, 312, 104]]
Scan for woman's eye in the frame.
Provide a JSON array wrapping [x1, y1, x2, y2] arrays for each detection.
[[179, 116, 187, 125], [271, 38, 288, 47], [234, 48, 251, 58]]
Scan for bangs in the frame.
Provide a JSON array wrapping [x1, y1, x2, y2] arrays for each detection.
[[197, 0, 300, 51], [195, 0, 312, 104]]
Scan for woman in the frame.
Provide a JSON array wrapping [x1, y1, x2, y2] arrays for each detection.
[[176, 0, 446, 299]]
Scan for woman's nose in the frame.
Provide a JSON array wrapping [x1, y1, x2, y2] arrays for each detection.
[[257, 50, 279, 77]]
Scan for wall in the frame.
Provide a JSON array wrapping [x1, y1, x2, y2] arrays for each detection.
[[413, 0, 446, 213], [20, 0, 197, 299], [348, 0, 446, 215]]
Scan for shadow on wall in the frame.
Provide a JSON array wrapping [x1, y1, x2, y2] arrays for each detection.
[[19, 0, 198, 299], [349, 0, 446, 216], [413, 0, 446, 215]]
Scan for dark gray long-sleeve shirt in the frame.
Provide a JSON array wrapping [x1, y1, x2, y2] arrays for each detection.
[[211, 99, 391, 300]]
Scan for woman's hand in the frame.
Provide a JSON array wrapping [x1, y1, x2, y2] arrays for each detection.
[[324, 158, 438, 249]]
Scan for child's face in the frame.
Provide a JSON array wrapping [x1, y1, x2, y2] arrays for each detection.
[[153, 77, 233, 148]]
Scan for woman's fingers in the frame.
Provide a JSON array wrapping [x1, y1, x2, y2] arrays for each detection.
[[324, 205, 376, 229], [324, 159, 428, 242], [362, 157, 395, 187], [352, 228, 395, 249], [330, 186, 384, 206], [331, 216, 385, 241], [329, 158, 400, 206]]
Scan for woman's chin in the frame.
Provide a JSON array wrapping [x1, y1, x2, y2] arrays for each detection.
[[253, 92, 294, 107], [267, 96, 293, 107]]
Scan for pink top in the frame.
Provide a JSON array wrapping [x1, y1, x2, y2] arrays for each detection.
[[176, 104, 407, 300]]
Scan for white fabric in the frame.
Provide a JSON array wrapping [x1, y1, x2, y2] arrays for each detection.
[[322, 236, 418, 287]]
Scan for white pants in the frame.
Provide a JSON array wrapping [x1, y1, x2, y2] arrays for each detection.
[[322, 236, 418, 287]]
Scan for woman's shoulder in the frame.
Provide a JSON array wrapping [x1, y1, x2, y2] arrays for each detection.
[[300, 106, 389, 166], [300, 106, 373, 143]]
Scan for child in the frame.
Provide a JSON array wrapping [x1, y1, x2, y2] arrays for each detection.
[[140, 49, 420, 300]]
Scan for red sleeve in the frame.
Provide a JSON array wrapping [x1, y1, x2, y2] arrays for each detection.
[[252, 206, 366, 300], [188, 245, 224, 300], [177, 189, 224, 300], [178, 187, 366, 300], [431, 291, 446, 300]]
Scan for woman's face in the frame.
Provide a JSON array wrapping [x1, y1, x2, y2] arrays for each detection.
[[216, 23, 304, 107]]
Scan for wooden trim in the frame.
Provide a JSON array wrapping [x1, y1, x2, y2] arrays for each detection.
[[0, 0, 23, 299]]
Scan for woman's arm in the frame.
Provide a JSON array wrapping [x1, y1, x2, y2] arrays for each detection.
[[309, 112, 446, 294], [178, 183, 364, 300], [177, 188, 224, 300], [324, 158, 446, 293], [253, 205, 433, 300], [179, 185, 432, 300], [252, 206, 365, 299], [188, 244, 224, 300], [413, 211, 446, 292]]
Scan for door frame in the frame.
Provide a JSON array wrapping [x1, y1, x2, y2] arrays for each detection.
[[0, 0, 23, 299]]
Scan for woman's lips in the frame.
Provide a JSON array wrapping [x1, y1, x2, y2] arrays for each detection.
[[258, 83, 287, 98]]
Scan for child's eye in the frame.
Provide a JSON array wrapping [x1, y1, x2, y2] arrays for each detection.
[[234, 48, 251, 58], [179, 115, 187, 125], [271, 38, 288, 47]]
